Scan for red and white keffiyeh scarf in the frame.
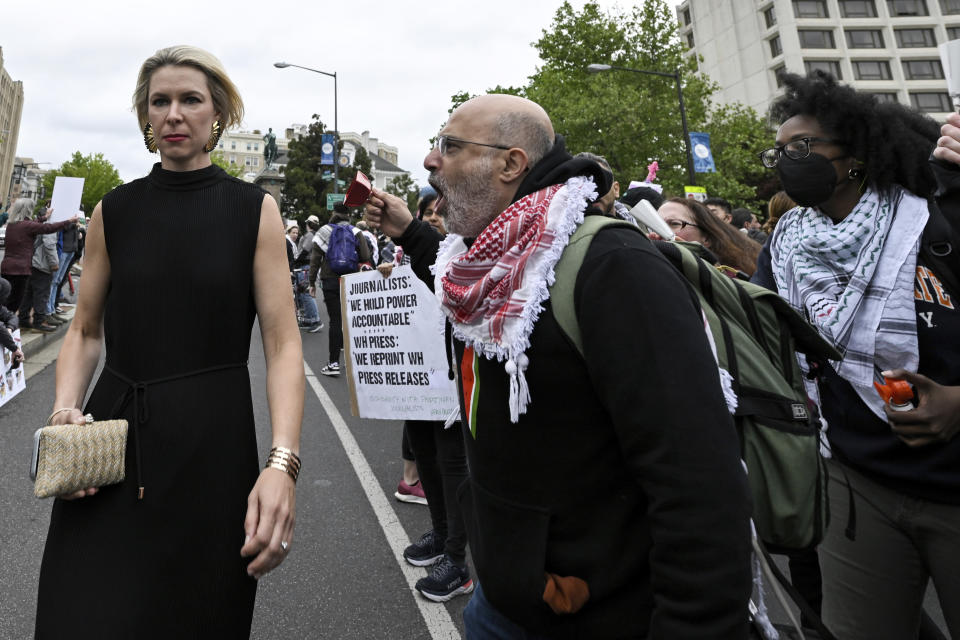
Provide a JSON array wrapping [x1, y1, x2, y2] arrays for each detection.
[[433, 176, 598, 422]]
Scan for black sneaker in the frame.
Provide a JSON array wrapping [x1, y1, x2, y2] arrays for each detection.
[[307, 321, 324, 333], [320, 363, 340, 377], [403, 530, 445, 567], [415, 554, 474, 602]]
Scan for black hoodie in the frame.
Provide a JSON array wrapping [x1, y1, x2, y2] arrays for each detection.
[[395, 136, 751, 639]]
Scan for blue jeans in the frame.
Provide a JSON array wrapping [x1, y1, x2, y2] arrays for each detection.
[[463, 583, 554, 640], [47, 251, 74, 314], [296, 291, 319, 323]]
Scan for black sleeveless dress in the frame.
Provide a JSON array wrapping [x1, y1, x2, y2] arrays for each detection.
[[36, 163, 266, 639]]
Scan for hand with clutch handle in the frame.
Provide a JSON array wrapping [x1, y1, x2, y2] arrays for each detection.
[[47, 407, 100, 500]]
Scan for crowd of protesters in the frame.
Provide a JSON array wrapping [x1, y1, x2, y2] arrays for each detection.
[[8, 59, 960, 639], [240, 69, 960, 639]]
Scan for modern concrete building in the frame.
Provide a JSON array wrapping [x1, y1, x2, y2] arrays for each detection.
[[676, 0, 960, 120], [1, 47, 25, 210]]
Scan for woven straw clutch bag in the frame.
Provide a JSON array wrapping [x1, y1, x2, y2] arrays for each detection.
[[33, 419, 128, 498]]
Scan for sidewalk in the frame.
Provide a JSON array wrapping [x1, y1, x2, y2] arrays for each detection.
[[20, 305, 75, 359], [19, 269, 80, 360]]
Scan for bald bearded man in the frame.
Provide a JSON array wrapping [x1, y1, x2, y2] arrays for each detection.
[[366, 95, 751, 639]]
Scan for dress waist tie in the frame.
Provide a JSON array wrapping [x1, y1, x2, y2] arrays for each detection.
[[104, 362, 248, 500]]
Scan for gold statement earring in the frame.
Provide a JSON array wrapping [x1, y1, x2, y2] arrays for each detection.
[[203, 120, 222, 153], [142, 122, 158, 153]]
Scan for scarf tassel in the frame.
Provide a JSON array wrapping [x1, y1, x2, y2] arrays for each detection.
[[718, 367, 738, 414], [506, 354, 531, 423]]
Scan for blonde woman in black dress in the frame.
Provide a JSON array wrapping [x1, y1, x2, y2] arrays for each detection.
[[35, 46, 304, 638]]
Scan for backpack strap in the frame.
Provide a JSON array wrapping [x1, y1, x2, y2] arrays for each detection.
[[550, 215, 642, 358]]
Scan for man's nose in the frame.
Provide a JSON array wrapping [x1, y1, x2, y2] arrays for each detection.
[[423, 147, 441, 171]]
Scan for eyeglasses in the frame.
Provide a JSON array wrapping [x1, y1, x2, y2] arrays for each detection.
[[665, 219, 700, 231], [433, 135, 511, 155], [758, 137, 844, 168]]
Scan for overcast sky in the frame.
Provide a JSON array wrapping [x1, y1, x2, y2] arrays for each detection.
[[2, 0, 677, 190]]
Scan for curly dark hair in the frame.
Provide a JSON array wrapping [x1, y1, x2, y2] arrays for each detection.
[[768, 71, 941, 198]]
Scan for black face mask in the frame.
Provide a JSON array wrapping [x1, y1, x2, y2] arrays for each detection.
[[777, 152, 849, 208]]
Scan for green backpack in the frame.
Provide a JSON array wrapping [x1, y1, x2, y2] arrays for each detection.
[[550, 215, 842, 549]]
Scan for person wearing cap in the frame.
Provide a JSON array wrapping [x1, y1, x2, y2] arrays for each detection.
[[297, 215, 321, 265]]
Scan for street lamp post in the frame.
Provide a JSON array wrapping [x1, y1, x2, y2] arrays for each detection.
[[274, 62, 340, 194], [587, 63, 696, 186]]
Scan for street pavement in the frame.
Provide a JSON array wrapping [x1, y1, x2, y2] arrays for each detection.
[[0, 287, 949, 638]]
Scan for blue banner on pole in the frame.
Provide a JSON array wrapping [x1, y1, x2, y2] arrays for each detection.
[[689, 132, 716, 173], [321, 134, 335, 166]]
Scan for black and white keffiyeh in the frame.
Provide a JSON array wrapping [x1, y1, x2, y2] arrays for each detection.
[[770, 185, 928, 419]]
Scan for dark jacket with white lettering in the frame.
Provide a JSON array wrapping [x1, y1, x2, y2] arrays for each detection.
[[395, 140, 752, 639]]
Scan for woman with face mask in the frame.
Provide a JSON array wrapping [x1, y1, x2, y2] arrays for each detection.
[[762, 71, 960, 640]]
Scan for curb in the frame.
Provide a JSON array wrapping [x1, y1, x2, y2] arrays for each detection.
[[19, 272, 80, 360], [21, 317, 71, 360]]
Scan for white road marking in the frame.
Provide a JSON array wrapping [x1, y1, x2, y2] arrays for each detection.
[[303, 361, 462, 640]]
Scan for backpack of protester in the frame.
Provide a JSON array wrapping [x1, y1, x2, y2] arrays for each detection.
[[325, 223, 359, 275], [550, 214, 842, 551]]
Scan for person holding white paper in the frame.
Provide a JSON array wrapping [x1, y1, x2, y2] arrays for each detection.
[[0, 199, 76, 318]]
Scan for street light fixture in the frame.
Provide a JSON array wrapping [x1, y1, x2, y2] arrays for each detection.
[[274, 61, 340, 195], [587, 63, 697, 186]]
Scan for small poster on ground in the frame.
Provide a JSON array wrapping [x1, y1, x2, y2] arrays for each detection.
[[0, 330, 26, 408], [340, 266, 458, 421]]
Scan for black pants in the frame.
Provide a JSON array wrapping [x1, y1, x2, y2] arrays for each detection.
[[321, 279, 342, 365], [401, 424, 415, 462], [404, 419, 469, 566], [2, 274, 29, 313], [18, 268, 52, 326]]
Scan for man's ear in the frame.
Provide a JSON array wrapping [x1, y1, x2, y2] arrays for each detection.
[[612, 181, 620, 200], [499, 148, 530, 184]]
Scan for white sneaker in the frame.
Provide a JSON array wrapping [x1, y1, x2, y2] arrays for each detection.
[[320, 363, 340, 377]]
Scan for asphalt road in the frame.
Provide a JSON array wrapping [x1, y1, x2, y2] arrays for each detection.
[[0, 317, 465, 639], [0, 299, 948, 638]]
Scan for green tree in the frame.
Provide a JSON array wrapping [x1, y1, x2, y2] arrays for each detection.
[[386, 173, 420, 212], [448, 1, 775, 210], [42, 152, 123, 214], [210, 150, 244, 178], [282, 114, 371, 222]]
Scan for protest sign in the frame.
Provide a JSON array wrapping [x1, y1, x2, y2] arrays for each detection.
[[49, 176, 84, 223], [341, 265, 458, 420], [0, 330, 26, 408], [941, 39, 960, 109]]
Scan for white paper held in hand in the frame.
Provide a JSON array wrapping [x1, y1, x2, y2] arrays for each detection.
[[48, 176, 85, 223], [628, 199, 675, 241], [941, 39, 960, 107]]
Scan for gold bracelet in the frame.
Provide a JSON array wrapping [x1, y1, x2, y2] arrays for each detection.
[[46, 407, 79, 424], [265, 461, 299, 482], [266, 455, 301, 478], [269, 446, 301, 465], [267, 449, 301, 471]]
